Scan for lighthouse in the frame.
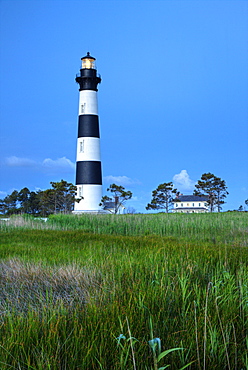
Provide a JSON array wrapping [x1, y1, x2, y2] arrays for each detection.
[[73, 52, 103, 213]]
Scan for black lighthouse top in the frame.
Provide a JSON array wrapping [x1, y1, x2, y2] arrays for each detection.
[[76, 52, 101, 91]]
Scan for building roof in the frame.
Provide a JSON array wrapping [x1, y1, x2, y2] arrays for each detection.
[[174, 195, 208, 202], [103, 201, 125, 210], [81, 52, 96, 60], [103, 201, 115, 210]]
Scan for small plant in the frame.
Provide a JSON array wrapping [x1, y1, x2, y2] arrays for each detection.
[[148, 337, 194, 370], [116, 318, 138, 369]]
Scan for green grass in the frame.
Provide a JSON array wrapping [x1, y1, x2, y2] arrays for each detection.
[[0, 213, 247, 369]]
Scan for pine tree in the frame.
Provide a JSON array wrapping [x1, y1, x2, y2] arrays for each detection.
[[146, 182, 177, 213], [194, 173, 228, 212], [100, 184, 132, 214]]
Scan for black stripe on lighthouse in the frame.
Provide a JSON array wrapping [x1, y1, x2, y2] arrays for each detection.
[[78, 115, 100, 138], [76, 161, 102, 185]]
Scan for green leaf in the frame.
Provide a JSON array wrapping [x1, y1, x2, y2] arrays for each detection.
[[157, 348, 183, 362], [178, 361, 196, 370]]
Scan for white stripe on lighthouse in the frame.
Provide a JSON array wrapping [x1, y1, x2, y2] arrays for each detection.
[[74, 185, 102, 212], [76, 137, 101, 161], [79, 90, 98, 115]]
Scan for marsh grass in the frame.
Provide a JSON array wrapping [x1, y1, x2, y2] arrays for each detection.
[[0, 213, 247, 369], [47, 212, 248, 243], [2, 212, 247, 244], [0, 214, 50, 229], [0, 258, 102, 316]]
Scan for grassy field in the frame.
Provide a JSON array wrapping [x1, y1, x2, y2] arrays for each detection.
[[0, 213, 247, 369]]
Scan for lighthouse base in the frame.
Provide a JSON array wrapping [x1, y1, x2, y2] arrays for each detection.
[[73, 184, 103, 213], [72, 210, 107, 214]]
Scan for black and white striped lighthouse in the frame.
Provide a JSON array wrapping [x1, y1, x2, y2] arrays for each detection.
[[73, 52, 103, 213]]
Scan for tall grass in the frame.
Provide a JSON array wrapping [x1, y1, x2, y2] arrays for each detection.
[[1, 212, 247, 245], [49, 212, 248, 245], [0, 213, 247, 369], [0, 258, 101, 315]]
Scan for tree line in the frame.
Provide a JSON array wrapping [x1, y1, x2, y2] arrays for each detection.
[[145, 172, 229, 213], [145, 173, 246, 213], [94, 172, 229, 214], [102, 172, 230, 213], [1, 172, 244, 216], [0, 180, 77, 216]]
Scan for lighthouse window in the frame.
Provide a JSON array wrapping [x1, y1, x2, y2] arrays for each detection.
[[81, 103, 86, 113], [79, 187, 82, 197], [79, 141, 84, 153], [82, 59, 95, 69]]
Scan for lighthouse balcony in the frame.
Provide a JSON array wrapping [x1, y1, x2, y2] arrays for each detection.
[[76, 69, 101, 79]]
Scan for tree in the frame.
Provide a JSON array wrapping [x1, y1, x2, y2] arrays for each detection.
[[125, 206, 136, 214], [238, 199, 248, 212], [37, 189, 55, 216], [3, 190, 19, 215], [146, 182, 177, 213], [100, 184, 132, 214], [50, 180, 78, 214], [18, 187, 31, 213], [28, 191, 42, 214], [0, 180, 78, 216], [0, 198, 8, 215], [194, 173, 228, 212], [17, 187, 41, 214]]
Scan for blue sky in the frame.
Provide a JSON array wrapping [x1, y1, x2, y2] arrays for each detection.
[[0, 0, 247, 212]]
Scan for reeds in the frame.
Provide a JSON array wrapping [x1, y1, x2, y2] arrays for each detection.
[[0, 258, 102, 315], [0, 212, 247, 368], [45, 212, 248, 241]]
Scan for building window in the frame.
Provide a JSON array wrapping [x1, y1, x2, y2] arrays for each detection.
[[187, 203, 189, 206], [199, 203, 201, 207], [181, 203, 183, 207], [79, 187, 82, 197], [79, 140, 84, 153], [192, 203, 194, 207]]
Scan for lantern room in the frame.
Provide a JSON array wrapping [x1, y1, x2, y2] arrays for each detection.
[[81, 52, 96, 69]]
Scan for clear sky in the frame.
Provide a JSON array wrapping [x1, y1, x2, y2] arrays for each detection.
[[0, 0, 248, 212]]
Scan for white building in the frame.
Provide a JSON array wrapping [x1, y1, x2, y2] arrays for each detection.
[[173, 195, 209, 213], [103, 201, 125, 214]]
